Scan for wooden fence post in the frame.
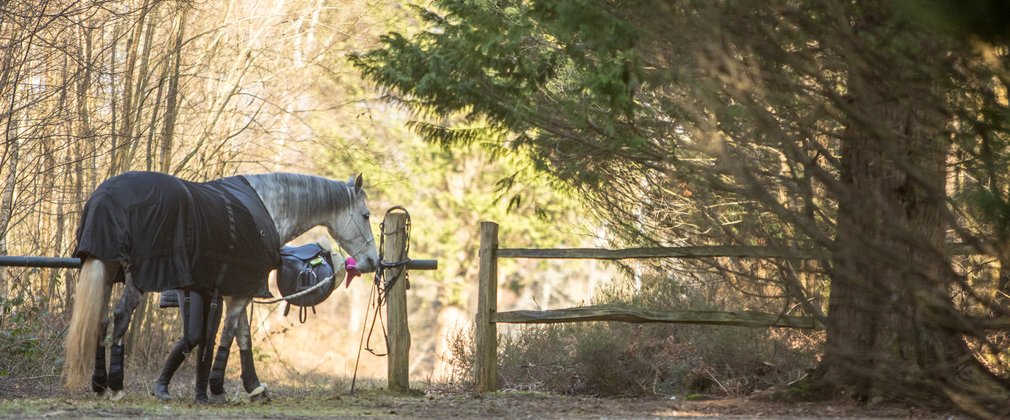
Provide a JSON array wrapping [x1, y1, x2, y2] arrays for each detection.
[[384, 212, 410, 392], [475, 221, 499, 393]]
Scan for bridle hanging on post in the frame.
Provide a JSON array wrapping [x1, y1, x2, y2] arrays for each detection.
[[350, 206, 412, 394], [367, 206, 414, 355], [375, 206, 412, 298]]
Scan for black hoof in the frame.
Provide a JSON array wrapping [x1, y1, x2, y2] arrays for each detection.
[[92, 368, 108, 394], [92, 376, 108, 394]]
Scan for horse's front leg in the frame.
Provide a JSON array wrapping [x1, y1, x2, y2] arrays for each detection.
[[208, 296, 249, 403], [107, 272, 144, 401], [153, 291, 206, 402], [193, 291, 225, 403], [236, 308, 269, 401]]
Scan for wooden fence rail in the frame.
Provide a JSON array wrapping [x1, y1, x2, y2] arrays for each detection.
[[497, 246, 824, 260], [493, 304, 825, 329], [497, 243, 981, 261]]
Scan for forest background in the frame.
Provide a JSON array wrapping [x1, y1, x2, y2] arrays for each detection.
[[4, 1, 1010, 417]]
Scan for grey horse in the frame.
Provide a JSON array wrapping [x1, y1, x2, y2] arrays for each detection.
[[63, 172, 378, 402]]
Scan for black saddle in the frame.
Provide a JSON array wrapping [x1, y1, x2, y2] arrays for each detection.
[[277, 243, 337, 308]]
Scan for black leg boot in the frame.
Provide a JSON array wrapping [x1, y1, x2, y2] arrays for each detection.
[[153, 342, 186, 401], [106, 343, 126, 401], [108, 344, 125, 391], [195, 292, 222, 404], [208, 345, 230, 402], [194, 343, 212, 403], [240, 349, 268, 402], [92, 345, 108, 395]]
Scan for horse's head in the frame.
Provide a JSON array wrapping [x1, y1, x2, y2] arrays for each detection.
[[327, 173, 379, 281]]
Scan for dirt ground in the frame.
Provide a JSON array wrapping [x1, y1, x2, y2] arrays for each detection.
[[0, 378, 961, 419]]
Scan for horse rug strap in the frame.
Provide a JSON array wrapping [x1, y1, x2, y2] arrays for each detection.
[[277, 243, 336, 314]]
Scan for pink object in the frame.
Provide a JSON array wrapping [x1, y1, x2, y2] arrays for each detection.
[[345, 256, 361, 287]]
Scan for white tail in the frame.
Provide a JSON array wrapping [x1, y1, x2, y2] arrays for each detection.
[[63, 258, 113, 390]]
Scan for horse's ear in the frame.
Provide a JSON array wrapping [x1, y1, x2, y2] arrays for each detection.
[[353, 173, 364, 193]]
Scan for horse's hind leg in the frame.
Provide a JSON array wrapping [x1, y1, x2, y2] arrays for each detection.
[[107, 273, 144, 401], [236, 309, 268, 401], [91, 286, 113, 397], [209, 297, 249, 403]]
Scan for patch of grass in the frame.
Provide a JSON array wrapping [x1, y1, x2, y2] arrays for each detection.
[[685, 393, 709, 401]]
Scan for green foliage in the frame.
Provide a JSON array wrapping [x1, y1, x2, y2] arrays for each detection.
[[352, 0, 849, 254], [959, 186, 1010, 241], [899, 0, 1010, 42], [352, 0, 647, 189]]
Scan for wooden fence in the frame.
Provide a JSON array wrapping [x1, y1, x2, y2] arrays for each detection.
[[474, 221, 830, 393]]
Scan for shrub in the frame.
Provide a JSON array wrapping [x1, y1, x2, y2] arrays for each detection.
[[445, 272, 822, 397], [0, 294, 66, 395]]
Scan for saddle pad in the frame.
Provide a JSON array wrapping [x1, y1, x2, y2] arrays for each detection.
[[74, 171, 280, 297]]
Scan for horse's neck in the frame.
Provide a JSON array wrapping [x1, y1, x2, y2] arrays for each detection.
[[242, 173, 349, 244]]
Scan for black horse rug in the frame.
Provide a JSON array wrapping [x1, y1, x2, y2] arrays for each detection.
[[74, 171, 280, 297]]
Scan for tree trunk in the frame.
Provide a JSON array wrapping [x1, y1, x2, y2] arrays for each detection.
[[145, 38, 167, 172], [119, 0, 155, 172], [0, 122, 18, 301], [812, 12, 1007, 413], [108, 21, 119, 177], [160, 9, 186, 174]]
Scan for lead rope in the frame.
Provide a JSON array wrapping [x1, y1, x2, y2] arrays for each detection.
[[349, 207, 412, 395], [349, 256, 391, 395], [253, 275, 334, 304], [349, 281, 376, 395]]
